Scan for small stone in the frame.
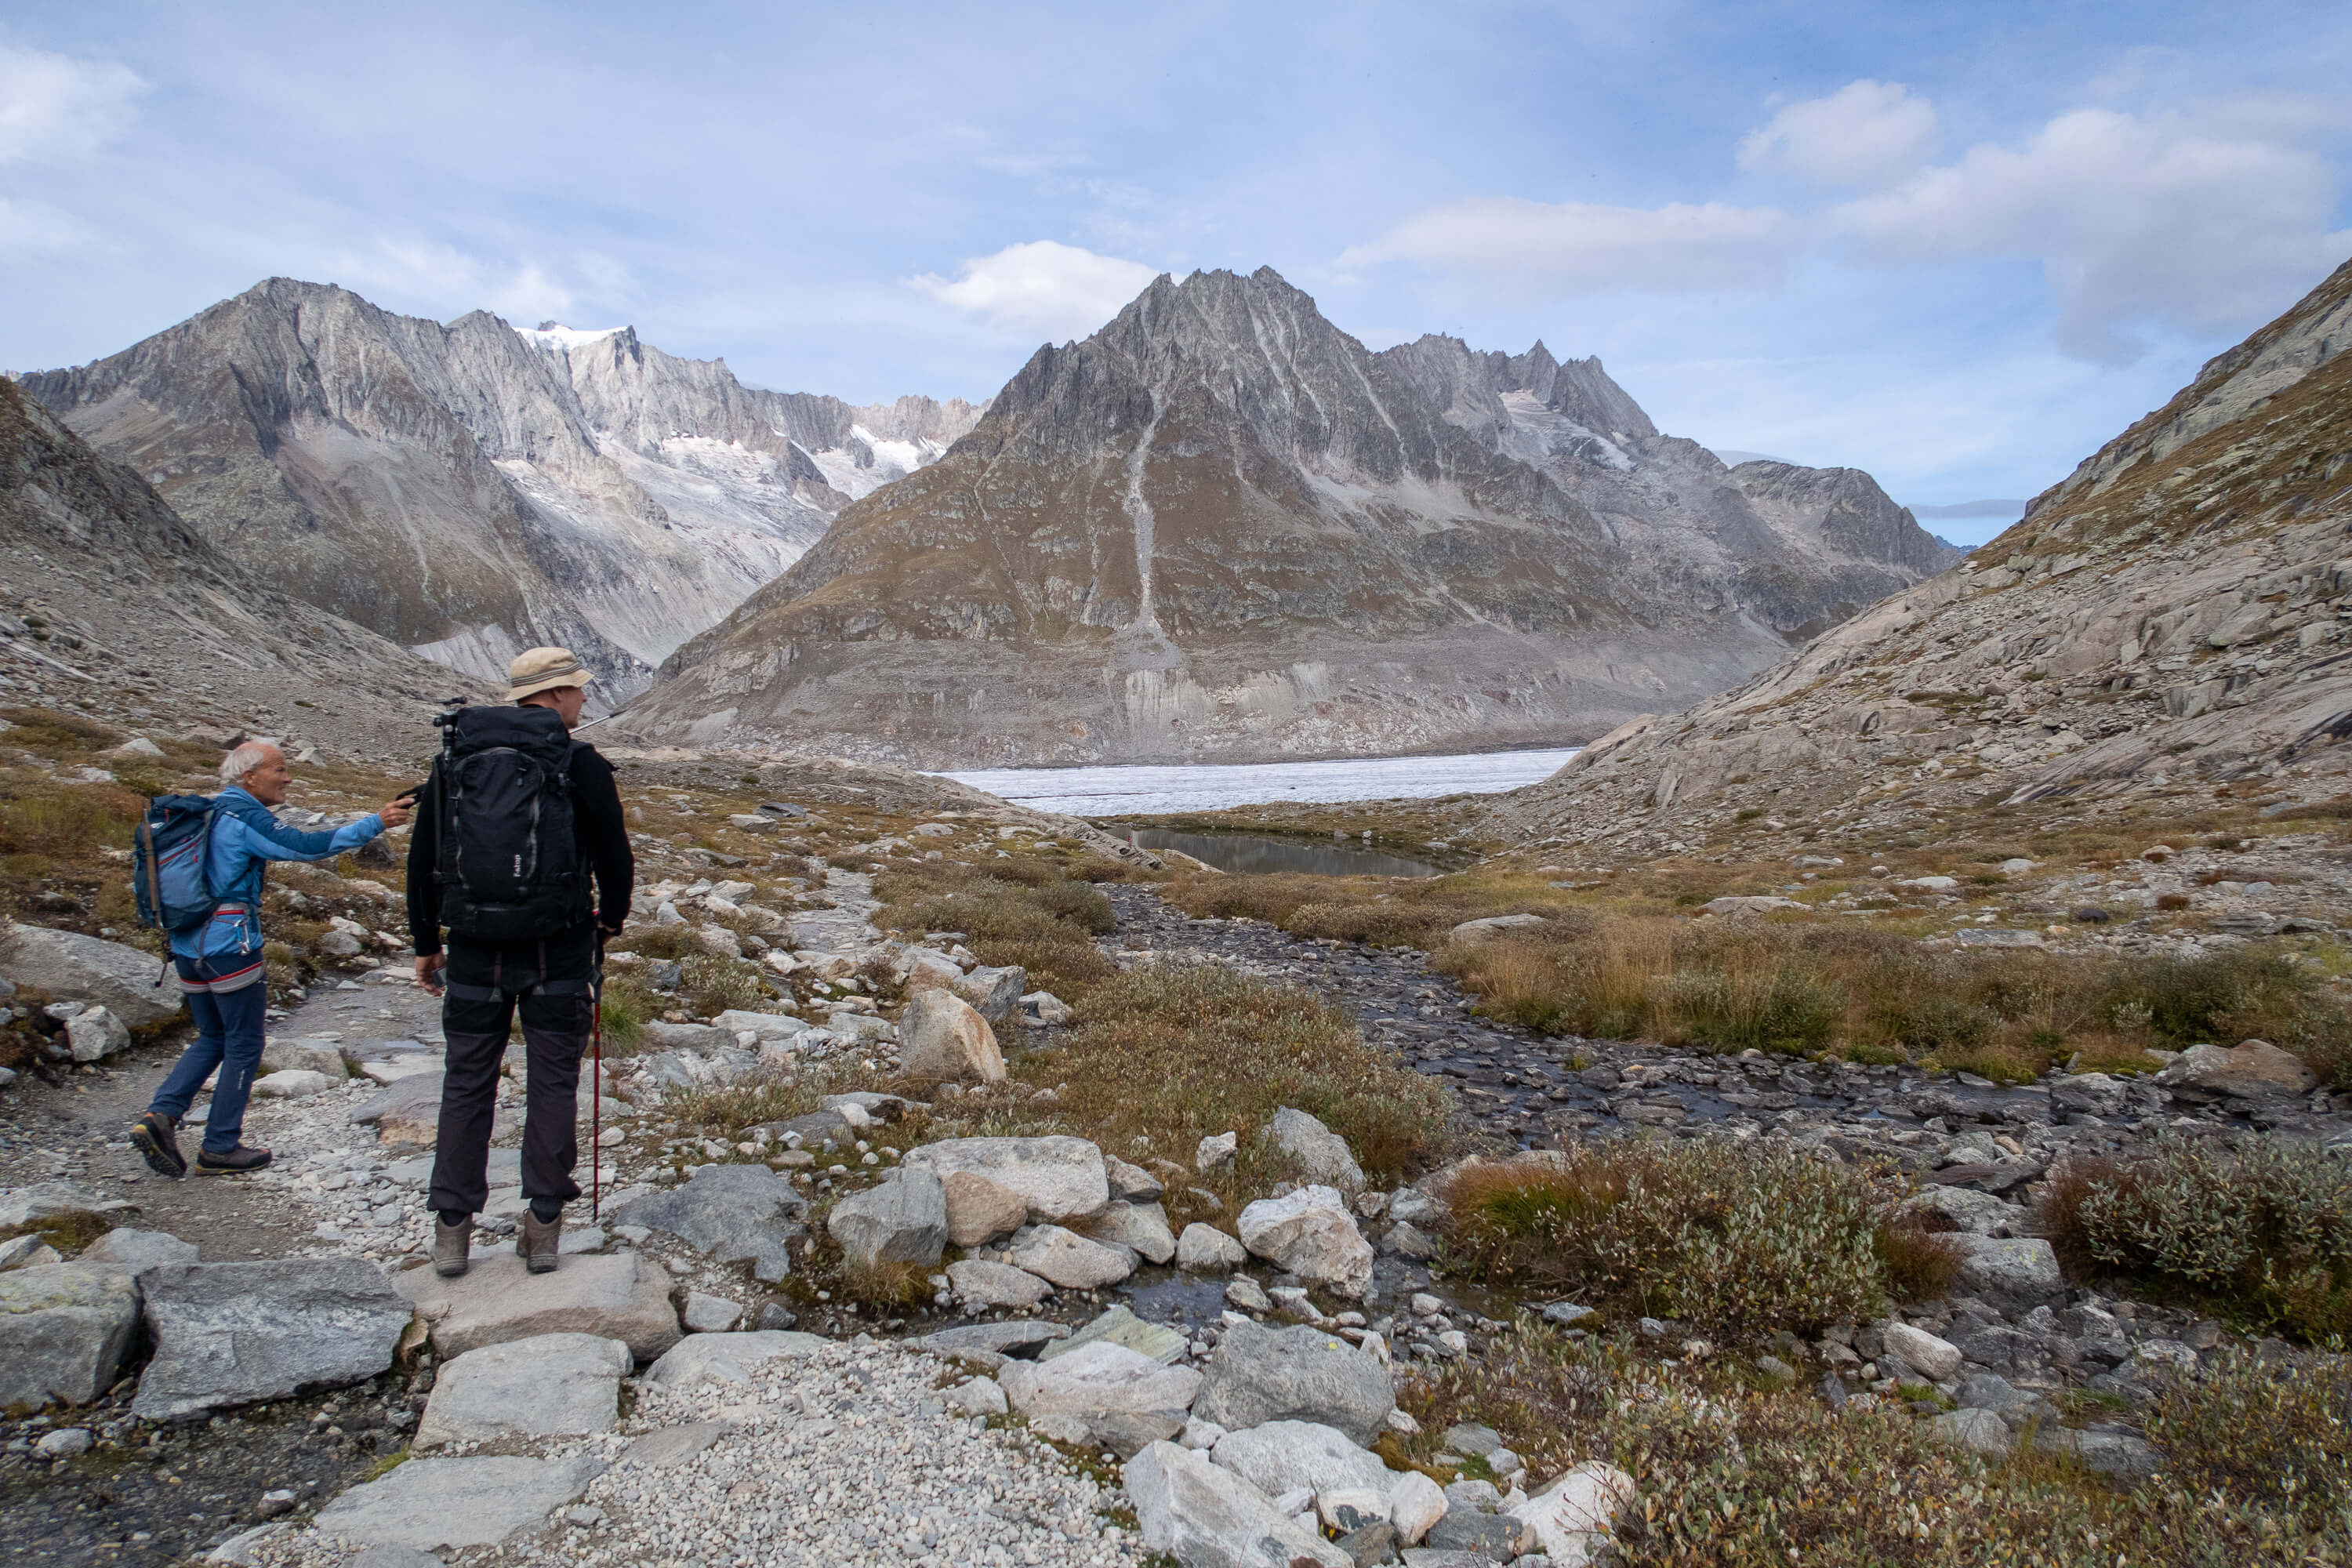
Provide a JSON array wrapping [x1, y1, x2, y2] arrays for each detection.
[[946, 1259, 1054, 1310], [682, 1292, 743, 1333], [1195, 1131, 1238, 1171], [35, 1427, 93, 1459], [1236, 1185, 1374, 1297]]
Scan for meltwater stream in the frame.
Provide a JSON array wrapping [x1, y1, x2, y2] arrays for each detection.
[[936, 745, 1583, 817]]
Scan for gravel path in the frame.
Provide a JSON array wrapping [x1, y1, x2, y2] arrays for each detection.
[[243, 1338, 1143, 1568]]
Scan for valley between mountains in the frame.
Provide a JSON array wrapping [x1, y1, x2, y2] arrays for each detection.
[[3, 250, 2352, 1568]]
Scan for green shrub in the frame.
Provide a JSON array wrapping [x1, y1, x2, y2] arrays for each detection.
[[2042, 1136, 2352, 1339], [1437, 1142, 1894, 1340]]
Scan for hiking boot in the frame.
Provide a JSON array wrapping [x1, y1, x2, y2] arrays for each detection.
[[194, 1145, 272, 1174], [130, 1112, 187, 1179], [433, 1217, 472, 1278], [521, 1210, 561, 1274]]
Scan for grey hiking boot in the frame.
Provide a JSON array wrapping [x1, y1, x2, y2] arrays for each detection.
[[433, 1217, 471, 1278], [521, 1211, 561, 1274]]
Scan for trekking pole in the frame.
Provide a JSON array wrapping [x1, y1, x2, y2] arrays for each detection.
[[590, 935, 604, 1225]]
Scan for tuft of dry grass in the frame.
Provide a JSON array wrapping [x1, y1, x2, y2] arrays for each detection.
[[874, 858, 1119, 1001], [1021, 961, 1452, 1191]]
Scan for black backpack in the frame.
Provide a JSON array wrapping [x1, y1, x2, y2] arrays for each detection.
[[433, 706, 588, 941]]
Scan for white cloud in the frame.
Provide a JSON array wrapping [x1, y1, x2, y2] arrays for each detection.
[[1838, 107, 2352, 361], [1737, 79, 1939, 188], [909, 240, 1160, 339], [0, 45, 143, 164], [1338, 197, 1791, 292]]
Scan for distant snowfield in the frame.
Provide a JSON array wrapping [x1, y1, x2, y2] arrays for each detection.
[[937, 746, 1585, 816]]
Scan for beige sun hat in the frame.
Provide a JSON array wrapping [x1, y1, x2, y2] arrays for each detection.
[[506, 646, 596, 702]]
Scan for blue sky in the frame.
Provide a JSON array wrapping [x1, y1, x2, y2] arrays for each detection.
[[4, 2, 2348, 543]]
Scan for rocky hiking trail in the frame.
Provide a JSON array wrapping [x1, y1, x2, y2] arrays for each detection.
[[5, 855, 2349, 1568]]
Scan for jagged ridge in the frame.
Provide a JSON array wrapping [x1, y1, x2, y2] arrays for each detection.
[[626, 267, 1951, 766]]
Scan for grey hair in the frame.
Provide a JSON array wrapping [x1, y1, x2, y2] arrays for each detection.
[[220, 738, 285, 786]]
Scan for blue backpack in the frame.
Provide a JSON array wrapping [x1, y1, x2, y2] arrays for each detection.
[[133, 795, 230, 935]]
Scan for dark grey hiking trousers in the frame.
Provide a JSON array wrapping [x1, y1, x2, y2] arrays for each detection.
[[426, 925, 596, 1218]]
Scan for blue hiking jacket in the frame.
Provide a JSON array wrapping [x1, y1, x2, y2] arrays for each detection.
[[167, 788, 387, 963]]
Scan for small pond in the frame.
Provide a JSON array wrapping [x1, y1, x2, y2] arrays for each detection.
[[1122, 827, 1444, 878]]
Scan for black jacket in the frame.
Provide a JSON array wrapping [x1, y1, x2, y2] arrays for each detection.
[[405, 720, 633, 955]]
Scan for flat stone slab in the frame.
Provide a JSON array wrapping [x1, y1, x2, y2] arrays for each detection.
[[394, 1252, 680, 1361], [1040, 1305, 1188, 1366], [900, 1136, 1109, 1223], [609, 1163, 807, 1283], [617, 1419, 733, 1469], [644, 1330, 827, 1388], [920, 1320, 1071, 1359], [135, 1259, 412, 1420], [349, 1073, 444, 1145], [310, 1454, 605, 1548], [415, 1332, 633, 1448]]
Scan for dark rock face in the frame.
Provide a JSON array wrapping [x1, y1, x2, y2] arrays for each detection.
[[20, 280, 978, 696], [633, 267, 1948, 764]]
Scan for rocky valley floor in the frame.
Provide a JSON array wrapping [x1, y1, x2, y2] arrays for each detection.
[[5, 714, 2352, 1568]]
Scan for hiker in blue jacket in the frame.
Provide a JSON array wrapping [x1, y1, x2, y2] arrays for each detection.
[[130, 740, 412, 1178]]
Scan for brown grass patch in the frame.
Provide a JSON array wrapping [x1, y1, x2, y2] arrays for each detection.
[[1021, 961, 1452, 1191]]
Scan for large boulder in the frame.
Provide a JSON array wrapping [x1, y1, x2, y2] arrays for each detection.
[[1896, 1186, 2015, 1236], [826, 1168, 948, 1268], [901, 1136, 1109, 1224], [1258, 1108, 1364, 1191], [394, 1252, 681, 1360], [2156, 1040, 2318, 1098], [0, 924, 183, 1028], [310, 1455, 605, 1550], [1124, 1440, 1352, 1568], [897, 989, 1006, 1083], [1192, 1319, 1396, 1446], [1446, 913, 1548, 948], [1178, 1223, 1247, 1272], [1210, 1419, 1393, 1500], [942, 1171, 1029, 1247], [1006, 1223, 1137, 1289], [1084, 1200, 1177, 1265], [951, 964, 1026, 1025], [1508, 1461, 1639, 1563], [414, 1334, 632, 1448], [1882, 1322, 1963, 1383], [1000, 1341, 1203, 1430], [1235, 1185, 1374, 1297], [134, 1258, 414, 1419], [609, 1163, 806, 1283], [643, 1329, 827, 1389], [0, 1261, 140, 1408], [947, 1259, 1054, 1310], [1947, 1236, 2064, 1313], [2048, 1073, 2129, 1117]]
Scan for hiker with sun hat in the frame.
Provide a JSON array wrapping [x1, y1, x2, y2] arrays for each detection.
[[405, 648, 634, 1278]]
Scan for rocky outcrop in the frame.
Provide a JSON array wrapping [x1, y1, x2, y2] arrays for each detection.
[[20, 281, 978, 695], [0, 377, 491, 757], [1483, 252, 2352, 851], [626, 267, 1949, 764]]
